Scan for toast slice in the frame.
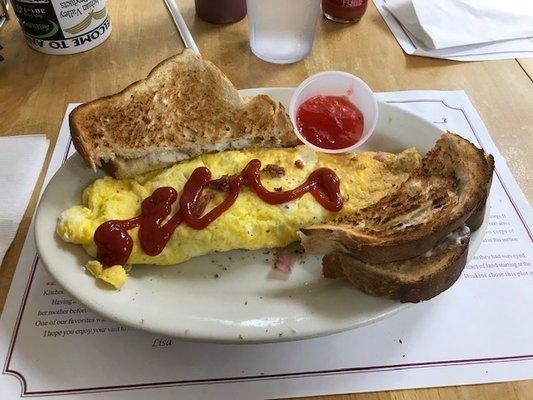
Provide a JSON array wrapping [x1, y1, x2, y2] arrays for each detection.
[[70, 49, 299, 178], [300, 133, 494, 263], [322, 226, 471, 303]]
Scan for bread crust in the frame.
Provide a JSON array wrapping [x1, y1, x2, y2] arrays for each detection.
[[70, 108, 96, 170], [301, 133, 494, 264], [323, 235, 469, 303], [465, 154, 494, 231]]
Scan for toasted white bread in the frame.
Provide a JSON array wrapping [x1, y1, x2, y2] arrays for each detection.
[[300, 133, 494, 264], [70, 49, 299, 178]]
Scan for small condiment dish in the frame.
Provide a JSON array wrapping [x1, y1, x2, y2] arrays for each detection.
[[289, 71, 378, 153]]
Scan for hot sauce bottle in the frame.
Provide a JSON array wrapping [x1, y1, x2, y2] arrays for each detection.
[[322, 0, 369, 23]]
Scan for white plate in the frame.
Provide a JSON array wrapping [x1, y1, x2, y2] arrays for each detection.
[[35, 88, 487, 344]]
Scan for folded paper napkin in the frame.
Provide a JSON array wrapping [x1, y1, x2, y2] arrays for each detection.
[[384, 0, 533, 50], [0, 135, 49, 266]]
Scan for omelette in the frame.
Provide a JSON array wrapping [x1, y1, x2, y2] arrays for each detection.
[[57, 146, 421, 288]]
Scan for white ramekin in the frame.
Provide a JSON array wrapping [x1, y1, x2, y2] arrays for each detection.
[[289, 71, 378, 153]]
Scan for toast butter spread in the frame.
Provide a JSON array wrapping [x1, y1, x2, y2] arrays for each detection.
[[12, 0, 111, 55], [94, 159, 343, 266], [296, 95, 364, 150]]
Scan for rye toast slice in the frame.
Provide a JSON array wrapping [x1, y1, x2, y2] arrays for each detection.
[[322, 226, 471, 303], [70, 49, 299, 178], [301, 133, 493, 263]]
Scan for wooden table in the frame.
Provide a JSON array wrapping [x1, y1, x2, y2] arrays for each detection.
[[518, 59, 533, 80], [0, 1, 532, 399]]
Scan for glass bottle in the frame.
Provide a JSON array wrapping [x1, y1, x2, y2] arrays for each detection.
[[195, 0, 247, 24], [322, 0, 369, 23]]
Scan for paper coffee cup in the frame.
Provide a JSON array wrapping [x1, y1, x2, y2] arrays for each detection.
[[12, 0, 112, 55]]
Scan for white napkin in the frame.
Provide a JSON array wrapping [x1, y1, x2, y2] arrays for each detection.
[[0, 135, 49, 265], [384, 0, 533, 50]]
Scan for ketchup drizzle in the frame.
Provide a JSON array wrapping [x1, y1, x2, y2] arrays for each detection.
[[94, 159, 343, 267]]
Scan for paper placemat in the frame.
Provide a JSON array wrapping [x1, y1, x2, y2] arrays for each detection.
[[373, 0, 533, 61], [0, 91, 531, 400]]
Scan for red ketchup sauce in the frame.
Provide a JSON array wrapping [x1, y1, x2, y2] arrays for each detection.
[[296, 95, 364, 150], [322, 0, 369, 23], [94, 159, 343, 267]]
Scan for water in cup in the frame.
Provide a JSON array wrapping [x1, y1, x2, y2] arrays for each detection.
[[246, 0, 321, 64]]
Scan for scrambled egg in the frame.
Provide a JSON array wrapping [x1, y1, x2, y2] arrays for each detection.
[[85, 261, 127, 289], [58, 146, 420, 287]]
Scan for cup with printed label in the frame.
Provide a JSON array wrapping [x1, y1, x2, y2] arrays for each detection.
[[11, 0, 112, 55]]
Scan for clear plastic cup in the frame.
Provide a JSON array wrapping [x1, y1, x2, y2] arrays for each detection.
[[289, 71, 378, 153], [246, 0, 321, 64]]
